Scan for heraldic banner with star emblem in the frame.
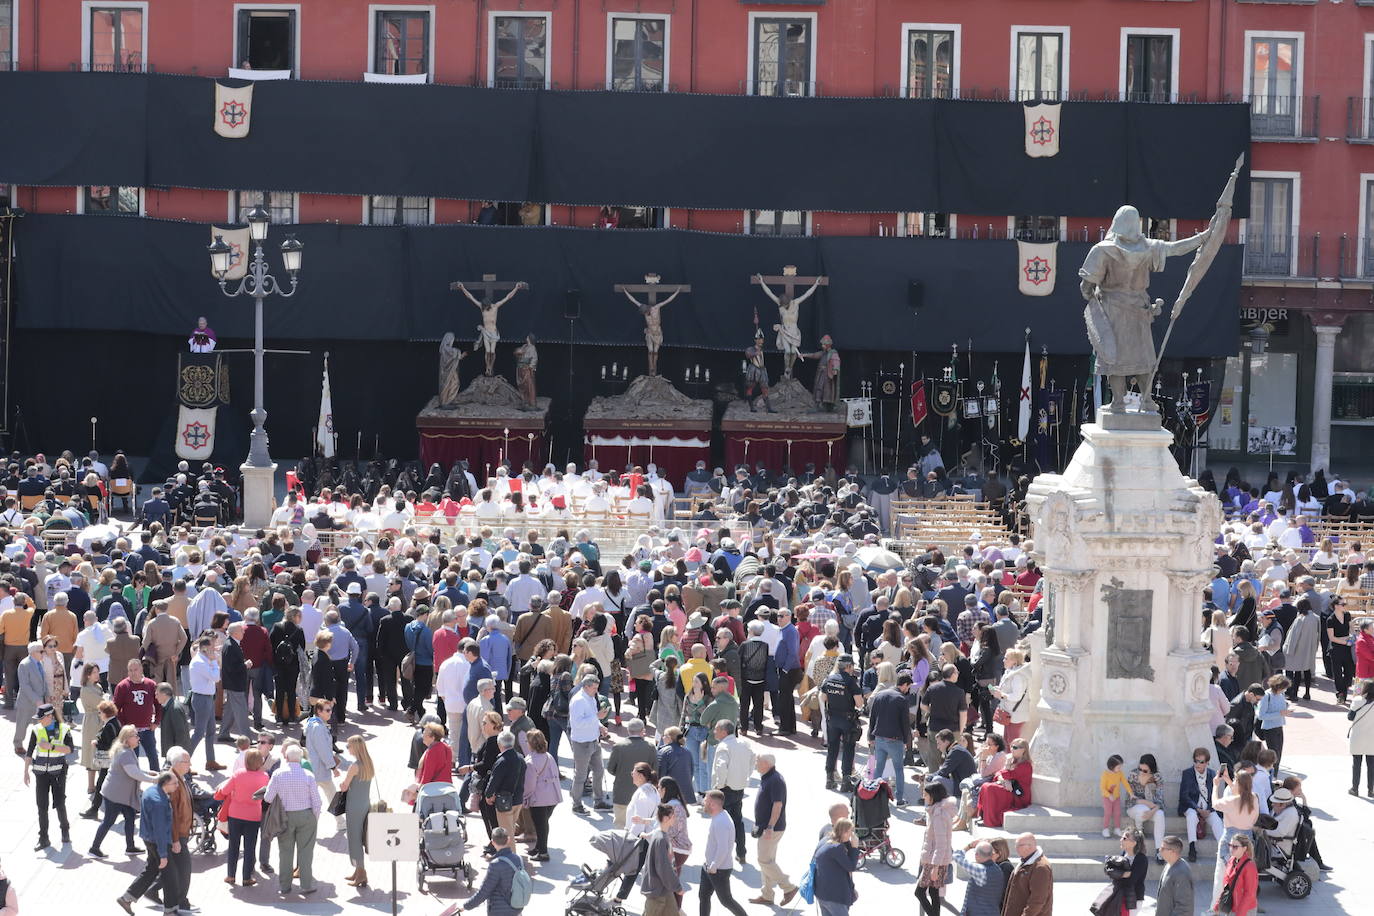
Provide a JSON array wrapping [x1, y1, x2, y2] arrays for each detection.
[[1016, 241, 1057, 296], [209, 227, 250, 281], [1023, 102, 1061, 158], [175, 354, 229, 460], [213, 82, 253, 139]]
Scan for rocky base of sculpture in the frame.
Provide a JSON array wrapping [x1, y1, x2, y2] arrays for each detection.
[[721, 376, 837, 422], [1023, 417, 1220, 807], [420, 375, 551, 420], [584, 374, 712, 425]]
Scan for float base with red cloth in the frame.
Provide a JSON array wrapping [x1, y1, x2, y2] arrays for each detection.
[[416, 375, 549, 476], [582, 375, 712, 483], [722, 377, 846, 472]]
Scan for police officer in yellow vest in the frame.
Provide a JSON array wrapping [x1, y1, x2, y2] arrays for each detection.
[[23, 702, 75, 850]]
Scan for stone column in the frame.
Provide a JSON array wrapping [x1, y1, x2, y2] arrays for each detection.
[[1309, 324, 1341, 474], [1024, 412, 1220, 806], [240, 462, 278, 528]]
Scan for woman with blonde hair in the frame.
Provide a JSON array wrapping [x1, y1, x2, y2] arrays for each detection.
[[1202, 609, 1231, 671], [227, 576, 256, 615], [991, 648, 1031, 741], [339, 734, 377, 886]]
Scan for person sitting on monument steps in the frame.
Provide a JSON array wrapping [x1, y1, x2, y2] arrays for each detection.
[[1125, 753, 1167, 863]]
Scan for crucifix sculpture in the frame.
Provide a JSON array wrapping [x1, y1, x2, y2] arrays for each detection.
[[450, 273, 528, 376], [752, 266, 828, 380], [615, 273, 692, 377]]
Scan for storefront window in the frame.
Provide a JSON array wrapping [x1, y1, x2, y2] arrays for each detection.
[[1246, 352, 1298, 456], [1211, 356, 1243, 452]]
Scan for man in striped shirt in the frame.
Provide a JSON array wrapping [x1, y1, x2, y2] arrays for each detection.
[[264, 745, 322, 896]]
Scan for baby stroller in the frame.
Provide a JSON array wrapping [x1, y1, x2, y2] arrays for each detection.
[[1254, 811, 1314, 899], [852, 777, 906, 869], [416, 783, 477, 891], [565, 829, 642, 916]]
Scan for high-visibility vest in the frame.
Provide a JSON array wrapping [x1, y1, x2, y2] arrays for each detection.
[[28, 722, 71, 770]]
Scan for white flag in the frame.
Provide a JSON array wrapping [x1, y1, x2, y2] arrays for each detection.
[[210, 226, 250, 281], [213, 82, 253, 138], [175, 407, 216, 460], [1024, 102, 1061, 158], [843, 398, 873, 428], [1017, 241, 1057, 296], [1018, 338, 1032, 441], [316, 356, 335, 458]]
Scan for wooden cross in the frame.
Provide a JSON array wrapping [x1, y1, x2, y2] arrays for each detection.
[[448, 273, 527, 307], [614, 276, 692, 306], [615, 274, 691, 377], [750, 265, 829, 300]]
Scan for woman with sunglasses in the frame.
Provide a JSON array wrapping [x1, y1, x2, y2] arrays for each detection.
[[1215, 833, 1258, 916], [1208, 767, 1259, 912], [1125, 754, 1167, 862]]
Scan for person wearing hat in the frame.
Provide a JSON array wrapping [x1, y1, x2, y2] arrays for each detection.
[[339, 582, 374, 713], [1267, 787, 1302, 860], [742, 328, 775, 413], [23, 700, 76, 849], [820, 655, 863, 792]]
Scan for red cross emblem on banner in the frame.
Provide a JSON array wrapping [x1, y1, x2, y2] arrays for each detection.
[[181, 421, 210, 450], [1023, 257, 1052, 285], [1028, 116, 1055, 146], [1019, 385, 1031, 403], [220, 100, 248, 128]]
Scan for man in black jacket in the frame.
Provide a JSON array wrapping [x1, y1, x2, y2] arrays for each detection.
[[931, 729, 977, 797], [217, 623, 251, 741], [483, 730, 527, 850], [375, 596, 410, 711], [1225, 684, 1263, 748]]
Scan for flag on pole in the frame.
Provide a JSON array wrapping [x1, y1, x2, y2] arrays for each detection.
[[316, 354, 335, 458], [910, 380, 928, 426], [1017, 336, 1032, 440]]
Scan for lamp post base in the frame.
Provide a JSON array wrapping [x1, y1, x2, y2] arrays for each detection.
[[240, 462, 278, 528]]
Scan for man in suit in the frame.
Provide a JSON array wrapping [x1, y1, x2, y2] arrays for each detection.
[[1154, 835, 1196, 916], [1177, 748, 1223, 862], [935, 570, 969, 619], [217, 622, 251, 741], [1003, 833, 1053, 916], [156, 683, 192, 760]]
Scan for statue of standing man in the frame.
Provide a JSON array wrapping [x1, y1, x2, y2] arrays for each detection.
[[1078, 207, 1209, 412]]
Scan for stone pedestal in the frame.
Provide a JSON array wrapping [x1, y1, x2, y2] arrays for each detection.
[[240, 462, 278, 529], [1023, 410, 1221, 806]]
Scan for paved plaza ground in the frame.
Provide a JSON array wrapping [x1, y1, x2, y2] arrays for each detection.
[[2, 672, 1368, 915]]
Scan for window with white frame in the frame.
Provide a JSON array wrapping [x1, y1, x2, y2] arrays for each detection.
[[233, 190, 297, 224], [1, 0, 15, 70], [1013, 215, 1060, 242], [374, 9, 430, 76], [609, 16, 666, 91], [748, 210, 807, 237], [1361, 176, 1374, 278], [1245, 176, 1295, 276], [904, 27, 956, 99], [236, 8, 297, 73], [367, 195, 431, 226], [1248, 34, 1300, 137], [82, 185, 141, 215], [1014, 30, 1064, 100], [752, 17, 812, 97], [85, 3, 145, 72], [492, 15, 548, 89], [899, 212, 950, 238], [1124, 33, 1174, 102]]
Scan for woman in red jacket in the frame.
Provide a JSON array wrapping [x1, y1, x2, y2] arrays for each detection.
[[1355, 620, 1374, 681], [1218, 833, 1259, 916], [415, 721, 453, 787], [976, 737, 1033, 828]]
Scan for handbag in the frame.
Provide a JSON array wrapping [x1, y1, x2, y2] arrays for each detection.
[[798, 860, 816, 905], [993, 707, 1012, 726], [328, 789, 349, 817], [494, 791, 514, 812], [370, 778, 391, 814], [401, 652, 416, 681], [93, 748, 113, 769]]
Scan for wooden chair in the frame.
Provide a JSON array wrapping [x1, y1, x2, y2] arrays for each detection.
[[19, 493, 41, 512]]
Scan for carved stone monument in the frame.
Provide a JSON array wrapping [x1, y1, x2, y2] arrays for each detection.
[[1023, 158, 1241, 806]]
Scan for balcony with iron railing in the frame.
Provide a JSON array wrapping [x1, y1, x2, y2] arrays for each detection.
[[1344, 98, 1374, 143], [1239, 232, 1321, 280], [1246, 94, 1319, 141], [1336, 235, 1374, 281]]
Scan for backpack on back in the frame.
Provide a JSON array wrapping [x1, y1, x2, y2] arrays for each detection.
[[499, 856, 532, 908]]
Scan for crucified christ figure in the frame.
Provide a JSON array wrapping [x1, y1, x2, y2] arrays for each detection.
[[451, 275, 528, 376], [616, 274, 691, 377], [752, 270, 827, 380]]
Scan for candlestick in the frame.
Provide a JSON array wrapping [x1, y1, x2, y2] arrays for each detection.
[[611, 362, 617, 376], [601, 365, 607, 379], [684, 368, 691, 383], [704, 369, 710, 383], [622, 366, 628, 380]]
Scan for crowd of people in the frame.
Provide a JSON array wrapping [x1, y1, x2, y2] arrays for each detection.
[[0, 450, 1364, 916]]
